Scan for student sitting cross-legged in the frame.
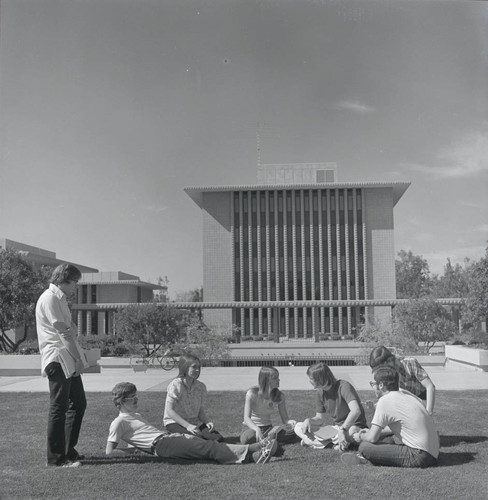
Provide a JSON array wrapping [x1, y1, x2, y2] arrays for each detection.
[[106, 383, 279, 464], [342, 367, 439, 468], [296, 362, 368, 451]]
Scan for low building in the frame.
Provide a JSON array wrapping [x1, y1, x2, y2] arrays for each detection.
[[1, 239, 163, 342], [72, 271, 166, 335]]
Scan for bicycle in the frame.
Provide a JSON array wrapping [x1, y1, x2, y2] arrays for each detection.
[[159, 349, 181, 371], [130, 346, 166, 371]]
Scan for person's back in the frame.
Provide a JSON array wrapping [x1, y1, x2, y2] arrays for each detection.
[[374, 389, 439, 459]]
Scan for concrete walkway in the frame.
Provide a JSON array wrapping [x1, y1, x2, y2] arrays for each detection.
[[0, 364, 486, 393]]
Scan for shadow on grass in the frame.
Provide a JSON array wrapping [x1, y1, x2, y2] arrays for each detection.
[[440, 435, 488, 447], [437, 451, 477, 466], [83, 455, 214, 466]]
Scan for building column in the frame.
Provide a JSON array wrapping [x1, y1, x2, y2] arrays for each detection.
[[86, 311, 92, 336], [77, 311, 83, 336]]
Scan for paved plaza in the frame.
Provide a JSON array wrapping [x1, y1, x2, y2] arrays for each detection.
[[0, 363, 486, 393]]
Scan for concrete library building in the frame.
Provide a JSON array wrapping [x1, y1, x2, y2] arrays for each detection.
[[185, 164, 410, 339]]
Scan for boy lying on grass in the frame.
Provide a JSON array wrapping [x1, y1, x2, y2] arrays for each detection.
[[106, 382, 278, 464]]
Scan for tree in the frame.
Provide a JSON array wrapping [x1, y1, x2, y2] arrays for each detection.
[[394, 298, 458, 353], [431, 258, 469, 299], [395, 250, 432, 299], [154, 275, 170, 303], [174, 287, 204, 320], [174, 287, 203, 303], [463, 245, 488, 331], [114, 304, 184, 355], [176, 317, 230, 365], [0, 249, 51, 352], [356, 318, 419, 354]]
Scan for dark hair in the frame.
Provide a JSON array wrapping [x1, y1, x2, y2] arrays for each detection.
[[178, 353, 201, 378], [112, 382, 137, 408], [258, 366, 283, 403], [369, 346, 395, 369], [307, 361, 337, 388], [373, 366, 399, 391], [51, 264, 82, 286]]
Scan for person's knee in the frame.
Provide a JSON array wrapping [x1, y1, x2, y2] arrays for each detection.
[[240, 432, 255, 444]]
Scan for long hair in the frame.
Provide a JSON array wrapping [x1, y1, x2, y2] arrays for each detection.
[[258, 366, 283, 403], [306, 361, 337, 388], [178, 353, 202, 378], [369, 346, 395, 369]]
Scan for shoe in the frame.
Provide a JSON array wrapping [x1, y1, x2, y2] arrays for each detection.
[[67, 453, 85, 460], [253, 438, 278, 464], [341, 453, 369, 466], [48, 460, 82, 468], [300, 438, 326, 450]]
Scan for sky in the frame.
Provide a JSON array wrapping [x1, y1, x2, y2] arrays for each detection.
[[1, 0, 487, 297]]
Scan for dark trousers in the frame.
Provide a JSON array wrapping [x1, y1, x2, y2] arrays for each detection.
[[359, 441, 438, 468], [165, 422, 225, 442], [45, 362, 87, 465]]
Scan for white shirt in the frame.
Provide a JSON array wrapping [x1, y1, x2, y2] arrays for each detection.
[[35, 283, 73, 375], [108, 412, 169, 452], [372, 389, 439, 458]]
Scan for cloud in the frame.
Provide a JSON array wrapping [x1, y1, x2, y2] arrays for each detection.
[[143, 205, 168, 213], [335, 100, 375, 114], [402, 129, 488, 178]]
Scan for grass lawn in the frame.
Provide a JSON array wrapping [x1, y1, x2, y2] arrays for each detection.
[[1, 389, 487, 500]]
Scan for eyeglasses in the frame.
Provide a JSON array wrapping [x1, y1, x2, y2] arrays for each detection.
[[124, 395, 138, 402], [369, 381, 378, 388]]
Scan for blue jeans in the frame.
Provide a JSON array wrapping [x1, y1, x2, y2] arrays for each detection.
[[45, 362, 87, 465], [155, 434, 249, 464], [359, 441, 437, 468]]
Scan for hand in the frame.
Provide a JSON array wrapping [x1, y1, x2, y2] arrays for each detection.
[[354, 428, 368, 443], [206, 422, 215, 432], [187, 424, 201, 435], [75, 358, 85, 374], [337, 428, 348, 451], [301, 419, 311, 434], [287, 419, 297, 428]]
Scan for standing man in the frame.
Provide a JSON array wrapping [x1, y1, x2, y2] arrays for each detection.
[[36, 264, 88, 468], [369, 346, 436, 415], [342, 367, 439, 468]]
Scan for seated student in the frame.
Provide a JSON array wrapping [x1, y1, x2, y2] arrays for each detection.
[[342, 367, 439, 468], [369, 346, 436, 415], [240, 366, 298, 445], [163, 353, 223, 441], [106, 382, 279, 464], [297, 361, 367, 451]]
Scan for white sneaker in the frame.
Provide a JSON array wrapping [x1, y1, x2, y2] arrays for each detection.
[[57, 460, 82, 468]]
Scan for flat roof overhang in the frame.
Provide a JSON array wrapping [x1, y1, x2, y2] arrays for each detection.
[[184, 181, 411, 209]]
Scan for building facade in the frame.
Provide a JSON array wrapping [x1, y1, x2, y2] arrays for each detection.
[[73, 271, 165, 336], [185, 169, 410, 338], [1, 239, 163, 341]]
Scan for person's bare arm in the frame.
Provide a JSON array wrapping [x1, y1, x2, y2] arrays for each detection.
[[421, 378, 436, 415]]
